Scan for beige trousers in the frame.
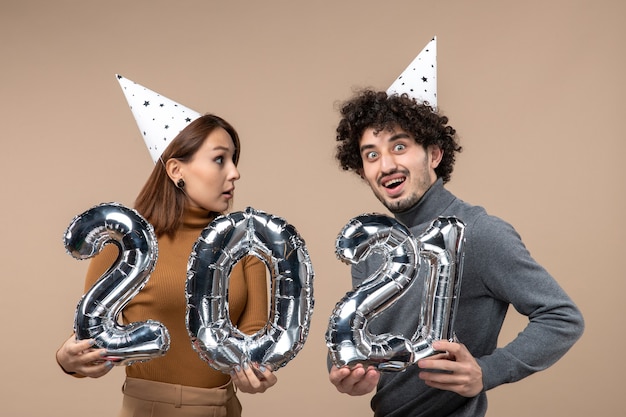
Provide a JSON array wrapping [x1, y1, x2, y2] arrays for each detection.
[[117, 377, 242, 417]]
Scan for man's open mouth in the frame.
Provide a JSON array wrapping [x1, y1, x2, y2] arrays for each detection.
[[383, 177, 406, 189]]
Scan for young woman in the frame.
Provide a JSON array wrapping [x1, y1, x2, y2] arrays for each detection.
[[56, 114, 276, 417]]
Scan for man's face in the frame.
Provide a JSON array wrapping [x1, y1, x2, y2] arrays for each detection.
[[359, 126, 442, 213]]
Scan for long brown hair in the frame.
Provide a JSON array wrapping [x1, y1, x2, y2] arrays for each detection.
[[135, 114, 241, 238]]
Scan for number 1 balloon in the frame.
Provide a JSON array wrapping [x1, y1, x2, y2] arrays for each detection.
[[63, 202, 170, 365], [326, 214, 465, 372], [186, 207, 314, 373]]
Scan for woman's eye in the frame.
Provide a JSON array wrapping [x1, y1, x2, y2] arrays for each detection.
[[215, 156, 224, 164]]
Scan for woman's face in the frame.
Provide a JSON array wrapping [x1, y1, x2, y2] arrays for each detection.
[[178, 127, 240, 213]]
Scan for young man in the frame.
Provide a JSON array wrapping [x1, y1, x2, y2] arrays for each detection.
[[328, 89, 584, 416]]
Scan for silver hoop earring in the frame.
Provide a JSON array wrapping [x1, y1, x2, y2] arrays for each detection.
[[176, 178, 185, 189]]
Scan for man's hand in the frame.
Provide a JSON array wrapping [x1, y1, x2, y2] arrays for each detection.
[[417, 340, 483, 397], [329, 364, 380, 396]]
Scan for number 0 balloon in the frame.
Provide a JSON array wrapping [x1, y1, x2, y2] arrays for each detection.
[[326, 214, 465, 371], [186, 207, 314, 373], [63, 202, 170, 365]]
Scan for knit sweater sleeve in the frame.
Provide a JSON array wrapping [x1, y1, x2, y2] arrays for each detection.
[[233, 255, 269, 335], [467, 214, 584, 390]]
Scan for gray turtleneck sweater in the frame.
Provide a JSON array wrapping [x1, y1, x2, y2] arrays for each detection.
[[350, 178, 584, 417]]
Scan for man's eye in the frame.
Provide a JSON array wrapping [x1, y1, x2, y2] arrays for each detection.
[[366, 151, 378, 160], [394, 144, 406, 151]]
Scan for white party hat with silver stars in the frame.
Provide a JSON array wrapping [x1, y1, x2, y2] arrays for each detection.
[[116, 74, 201, 163], [387, 36, 437, 109]]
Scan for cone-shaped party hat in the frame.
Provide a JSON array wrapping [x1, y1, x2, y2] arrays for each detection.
[[387, 36, 437, 109], [116, 74, 201, 163]]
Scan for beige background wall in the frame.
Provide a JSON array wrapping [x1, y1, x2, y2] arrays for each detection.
[[1, 1, 623, 415]]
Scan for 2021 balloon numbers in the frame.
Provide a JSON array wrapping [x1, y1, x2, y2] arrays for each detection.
[[326, 214, 466, 372], [63, 202, 170, 365], [186, 207, 314, 373]]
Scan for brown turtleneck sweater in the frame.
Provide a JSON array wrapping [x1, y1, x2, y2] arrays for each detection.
[[82, 206, 268, 388]]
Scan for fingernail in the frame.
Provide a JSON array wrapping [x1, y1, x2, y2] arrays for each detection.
[[258, 365, 266, 373], [105, 361, 113, 368], [235, 365, 241, 373], [242, 362, 249, 370]]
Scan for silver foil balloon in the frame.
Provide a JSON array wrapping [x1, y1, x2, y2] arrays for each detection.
[[186, 206, 314, 373], [326, 214, 465, 372], [64, 202, 170, 365]]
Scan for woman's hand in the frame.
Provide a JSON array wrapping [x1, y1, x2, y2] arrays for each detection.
[[56, 335, 115, 378], [230, 362, 277, 394]]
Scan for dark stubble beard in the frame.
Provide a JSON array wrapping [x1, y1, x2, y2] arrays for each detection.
[[381, 191, 422, 213]]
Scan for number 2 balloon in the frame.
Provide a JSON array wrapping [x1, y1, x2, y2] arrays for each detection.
[[186, 207, 314, 373], [326, 214, 465, 371], [63, 202, 170, 365]]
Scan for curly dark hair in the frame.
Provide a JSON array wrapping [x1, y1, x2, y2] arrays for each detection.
[[335, 89, 461, 183]]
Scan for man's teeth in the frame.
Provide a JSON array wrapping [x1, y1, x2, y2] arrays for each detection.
[[384, 178, 405, 188]]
